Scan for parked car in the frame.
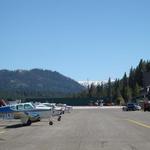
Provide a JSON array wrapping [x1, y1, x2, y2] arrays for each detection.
[[122, 103, 141, 111]]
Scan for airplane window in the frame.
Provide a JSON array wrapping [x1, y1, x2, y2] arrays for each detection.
[[10, 105, 16, 110], [17, 105, 24, 110], [24, 104, 33, 110]]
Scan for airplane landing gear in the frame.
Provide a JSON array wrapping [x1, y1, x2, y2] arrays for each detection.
[[26, 119, 32, 126], [57, 115, 61, 121], [49, 121, 53, 125]]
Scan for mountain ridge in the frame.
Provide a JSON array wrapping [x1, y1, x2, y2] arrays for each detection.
[[0, 69, 85, 98]]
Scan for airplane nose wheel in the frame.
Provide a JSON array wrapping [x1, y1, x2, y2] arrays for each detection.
[[57, 115, 61, 121], [26, 119, 32, 126], [49, 121, 53, 125]]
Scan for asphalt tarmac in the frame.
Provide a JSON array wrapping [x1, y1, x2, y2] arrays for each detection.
[[0, 108, 150, 150]]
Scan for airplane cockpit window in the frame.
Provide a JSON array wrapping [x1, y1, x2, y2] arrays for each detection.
[[24, 104, 33, 110], [10, 105, 16, 110], [17, 105, 24, 110]]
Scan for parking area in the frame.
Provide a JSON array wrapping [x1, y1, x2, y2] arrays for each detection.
[[1, 108, 150, 150]]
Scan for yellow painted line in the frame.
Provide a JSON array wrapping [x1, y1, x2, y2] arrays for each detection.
[[126, 119, 150, 129]]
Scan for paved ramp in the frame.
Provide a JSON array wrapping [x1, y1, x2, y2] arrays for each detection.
[[1, 109, 150, 150]]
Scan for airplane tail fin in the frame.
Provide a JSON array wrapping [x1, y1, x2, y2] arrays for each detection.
[[0, 99, 7, 107]]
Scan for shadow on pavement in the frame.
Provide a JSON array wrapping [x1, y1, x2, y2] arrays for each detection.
[[5, 124, 27, 129], [0, 138, 6, 141]]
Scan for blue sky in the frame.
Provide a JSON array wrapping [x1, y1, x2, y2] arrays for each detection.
[[0, 0, 150, 81]]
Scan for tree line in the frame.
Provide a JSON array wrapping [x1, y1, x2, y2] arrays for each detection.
[[76, 59, 150, 105], [1, 59, 150, 105]]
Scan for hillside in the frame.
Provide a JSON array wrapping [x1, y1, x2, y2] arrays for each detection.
[[0, 69, 85, 98]]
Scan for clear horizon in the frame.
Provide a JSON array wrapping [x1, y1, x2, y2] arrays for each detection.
[[0, 0, 150, 81]]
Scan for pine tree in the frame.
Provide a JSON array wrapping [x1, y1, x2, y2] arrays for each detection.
[[122, 72, 127, 100], [107, 78, 112, 103], [134, 59, 146, 87], [122, 73, 132, 103], [88, 83, 96, 98], [146, 60, 150, 72], [129, 67, 136, 89], [115, 88, 125, 105], [96, 84, 101, 98], [113, 79, 124, 105], [132, 83, 140, 98]]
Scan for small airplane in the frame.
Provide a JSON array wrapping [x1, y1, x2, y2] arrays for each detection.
[[43, 103, 73, 114], [41, 103, 64, 115], [0, 100, 61, 126], [13, 102, 53, 118], [56, 103, 73, 113]]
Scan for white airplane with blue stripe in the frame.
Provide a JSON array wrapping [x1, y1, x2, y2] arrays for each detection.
[[0, 102, 54, 126]]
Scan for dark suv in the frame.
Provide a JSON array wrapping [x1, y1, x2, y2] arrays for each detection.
[[122, 103, 141, 111]]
